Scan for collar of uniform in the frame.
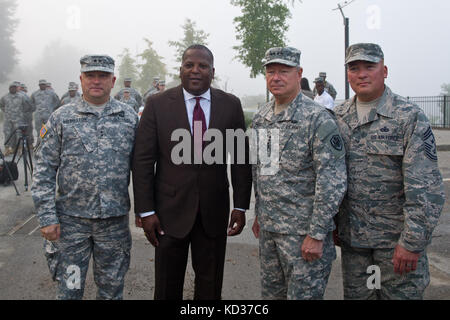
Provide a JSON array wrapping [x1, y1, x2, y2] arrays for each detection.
[[260, 92, 302, 122], [76, 97, 118, 116], [374, 86, 395, 119]]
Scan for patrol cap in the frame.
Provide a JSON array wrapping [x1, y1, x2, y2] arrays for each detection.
[[46, 82, 52, 86], [39, 79, 47, 85], [262, 47, 301, 68], [13, 81, 22, 87], [124, 77, 132, 82], [158, 80, 165, 86], [319, 72, 327, 77], [153, 76, 160, 81], [314, 77, 324, 83], [9, 82, 17, 88], [345, 43, 384, 65], [80, 54, 115, 73], [123, 88, 131, 93], [68, 84, 78, 91]]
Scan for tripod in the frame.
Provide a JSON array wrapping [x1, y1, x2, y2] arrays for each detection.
[[0, 148, 20, 195], [5, 124, 34, 191]]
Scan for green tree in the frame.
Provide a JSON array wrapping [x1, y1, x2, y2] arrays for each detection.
[[441, 83, 450, 96], [231, 0, 292, 78], [168, 18, 210, 68], [0, 0, 18, 83], [136, 38, 167, 94], [115, 48, 139, 92]]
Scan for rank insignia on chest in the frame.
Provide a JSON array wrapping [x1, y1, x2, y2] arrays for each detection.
[[40, 125, 48, 139]]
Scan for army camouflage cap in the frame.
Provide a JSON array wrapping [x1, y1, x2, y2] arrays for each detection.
[[68, 84, 78, 91], [345, 43, 384, 65], [319, 72, 327, 77], [124, 78, 132, 82], [158, 80, 165, 86], [314, 77, 324, 83], [80, 54, 115, 73], [39, 79, 47, 85], [262, 47, 301, 68], [9, 82, 17, 88]]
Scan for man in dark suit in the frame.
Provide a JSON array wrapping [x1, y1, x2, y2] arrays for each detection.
[[132, 44, 252, 300]]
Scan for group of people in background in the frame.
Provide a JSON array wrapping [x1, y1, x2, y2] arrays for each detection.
[[0, 76, 166, 156], [0, 41, 444, 301], [301, 71, 337, 111]]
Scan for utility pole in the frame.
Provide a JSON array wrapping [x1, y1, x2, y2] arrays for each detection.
[[333, 0, 355, 100]]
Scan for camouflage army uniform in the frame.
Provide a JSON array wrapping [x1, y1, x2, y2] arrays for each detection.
[[0, 90, 34, 148], [313, 81, 337, 100], [252, 92, 347, 300], [31, 88, 60, 138], [61, 94, 82, 106], [17, 89, 35, 145], [143, 86, 158, 103], [119, 96, 139, 113], [334, 86, 445, 299], [115, 87, 143, 107], [31, 97, 139, 299]]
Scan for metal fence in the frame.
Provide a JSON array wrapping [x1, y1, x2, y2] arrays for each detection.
[[407, 96, 450, 129]]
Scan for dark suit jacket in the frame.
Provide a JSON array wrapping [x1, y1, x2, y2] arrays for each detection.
[[132, 85, 252, 238]]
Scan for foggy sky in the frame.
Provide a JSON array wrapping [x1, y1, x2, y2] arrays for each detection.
[[6, 0, 450, 100]]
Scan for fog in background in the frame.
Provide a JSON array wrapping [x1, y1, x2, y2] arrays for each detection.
[[2, 0, 450, 103]]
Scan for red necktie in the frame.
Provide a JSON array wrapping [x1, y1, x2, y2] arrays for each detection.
[[193, 97, 207, 159]]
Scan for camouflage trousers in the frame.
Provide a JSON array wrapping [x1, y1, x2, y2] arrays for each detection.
[[3, 119, 18, 149], [259, 230, 336, 300], [44, 214, 132, 300], [341, 242, 430, 300]]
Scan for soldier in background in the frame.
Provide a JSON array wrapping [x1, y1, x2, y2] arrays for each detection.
[[31, 54, 138, 300], [114, 78, 143, 107], [143, 76, 160, 102], [313, 72, 337, 100], [119, 88, 139, 113], [16, 82, 35, 146], [60, 83, 82, 106], [31, 79, 60, 139], [157, 80, 166, 93], [252, 47, 347, 300], [334, 43, 445, 300], [0, 82, 34, 155], [60, 82, 81, 103]]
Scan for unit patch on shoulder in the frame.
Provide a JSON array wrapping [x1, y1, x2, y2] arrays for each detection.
[[40, 125, 48, 139], [423, 126, 437, 161], [330, 134, 343, 151]]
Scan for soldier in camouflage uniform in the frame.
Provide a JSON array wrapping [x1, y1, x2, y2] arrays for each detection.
[[60, 82, 81, 103], [251, 47, 347, 300], [31, 55, 139, 300], [0, 82, 34, 155], [114, 78, 143, 107], [333, 43, 445, 300], [60, 83, 82, 106], [313, 72, 337, 100], [118, 88, 139, 113], [31, 79, 60, 140], [143, 76, 160, 103], [16, 82, 35, 146]]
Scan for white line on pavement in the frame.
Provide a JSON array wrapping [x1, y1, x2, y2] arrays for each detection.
[[7, 215, 35, 236]]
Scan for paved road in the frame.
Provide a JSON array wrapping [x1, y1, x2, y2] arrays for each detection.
[[0, 125, 449, 300]]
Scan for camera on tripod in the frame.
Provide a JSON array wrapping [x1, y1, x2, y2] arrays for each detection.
[[16, 123, 29, 135]]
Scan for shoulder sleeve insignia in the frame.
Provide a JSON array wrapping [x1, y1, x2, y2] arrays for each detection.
[[423, 126, 438, 161], [40, 125, 48, 139]]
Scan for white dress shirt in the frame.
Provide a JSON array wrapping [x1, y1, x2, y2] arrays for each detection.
[[314, 90, 335, 110]]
